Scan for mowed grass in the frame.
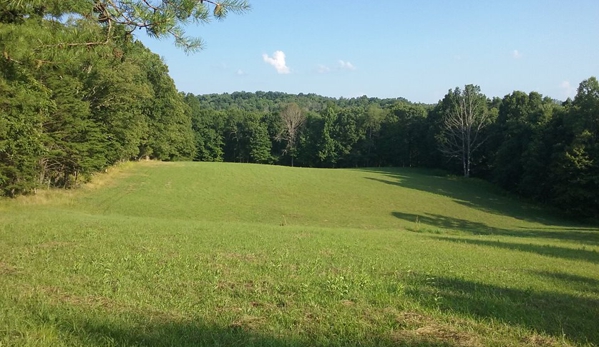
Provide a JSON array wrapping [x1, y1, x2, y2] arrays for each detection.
[[1, 161, 598, 347]]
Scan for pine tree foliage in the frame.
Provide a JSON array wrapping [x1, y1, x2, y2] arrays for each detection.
[[0, 1, 203, 195], [0, 62, 49, 196], [4, 0, 250, 52]]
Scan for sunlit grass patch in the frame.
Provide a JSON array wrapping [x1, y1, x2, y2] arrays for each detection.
[[1, 161, 597, 346]]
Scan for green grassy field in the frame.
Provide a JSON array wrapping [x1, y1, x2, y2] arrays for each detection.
[[1, 161, 598, 346]]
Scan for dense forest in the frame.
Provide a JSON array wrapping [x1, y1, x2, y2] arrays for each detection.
[[1, 2, 598, 218]]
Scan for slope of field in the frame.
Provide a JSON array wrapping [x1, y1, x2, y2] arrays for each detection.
[[1, 161, 598, 346]]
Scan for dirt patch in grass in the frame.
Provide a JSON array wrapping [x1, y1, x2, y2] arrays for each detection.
[[522, 334, 568, 347], [2, 163, 137, 207], [395, 311, 429, 326], [0, 262, 19, 275], [40, 286, 127, 312], [391, 311, 483, 347], [391, 310, 570, 347], [340, 299, 355, 307], [411, 325, 481, 347], [82, 162, 138, 191]]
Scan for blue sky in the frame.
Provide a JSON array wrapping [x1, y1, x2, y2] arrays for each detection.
[[138, 0, 599, 104]]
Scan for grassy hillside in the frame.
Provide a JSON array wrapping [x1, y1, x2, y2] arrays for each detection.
[[1, 161, 598, 346]]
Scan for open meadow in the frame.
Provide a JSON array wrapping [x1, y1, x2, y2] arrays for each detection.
[[1, 161, 598, 346]]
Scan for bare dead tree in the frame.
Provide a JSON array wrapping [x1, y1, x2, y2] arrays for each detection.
[[277, 103, 306, 167], [438, 84, 490, 177]]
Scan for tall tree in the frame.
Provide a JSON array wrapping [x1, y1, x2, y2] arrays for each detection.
[[278, 103, 306, 166], [0, 61, 49, 196], [185, 95, 225, 162], [142, 54, 195, 161], [316, 105, 342, 168], [247, 119, 272, 164], [333, 107, 364, 167], [490, 91, 553, 192], [361, 105, 385, 166], [551, 77, 599, 217], [437, 85, 490, 177], [382, 102, 428, 167]]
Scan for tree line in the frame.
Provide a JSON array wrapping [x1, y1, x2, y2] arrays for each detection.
[[1, 1, 597, 218], [184, 81, 599, 218]]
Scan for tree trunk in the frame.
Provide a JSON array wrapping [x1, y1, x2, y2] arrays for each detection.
[[465, 155, 471, 178], [462, 151, 467, 177]]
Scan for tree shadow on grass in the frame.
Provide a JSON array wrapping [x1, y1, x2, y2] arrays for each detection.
[[29, 306, 457, 347], [429, 235, 599, 264], [392, 211, 599, 246], [405, 273, 599, 345], [393, 211, 498, 235], [360, 167, 598, 229], [58, 318, 304, 347], [531, 271, 599, 295]]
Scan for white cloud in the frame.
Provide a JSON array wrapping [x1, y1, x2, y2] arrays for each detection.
[[560, 80, 576, 99], [512, 49, 522, 59], [236, 69, 246, 76], [338, 60, 356, 70], [317, 64, 331, 74], [262, 51, 290, 74], [314, 59, 356, 74]]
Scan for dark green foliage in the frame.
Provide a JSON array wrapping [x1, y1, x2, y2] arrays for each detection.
[[331, 107, 365, 167], [0, 7, 197, 192], [295, 112, 323, 167], [184, 94, 225, 162], [141, 53, 195, 161], [40, 71, 105, 187], [0, 62, 48, 196], [377, 103, 429, 168], [316, 105, 341, 167], [491, 91, 552, 191], [549, 78, 599, 217], [247, 119, 272, 164]]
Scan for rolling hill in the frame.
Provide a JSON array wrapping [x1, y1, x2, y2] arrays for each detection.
[[1, 161, 598, 346]]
